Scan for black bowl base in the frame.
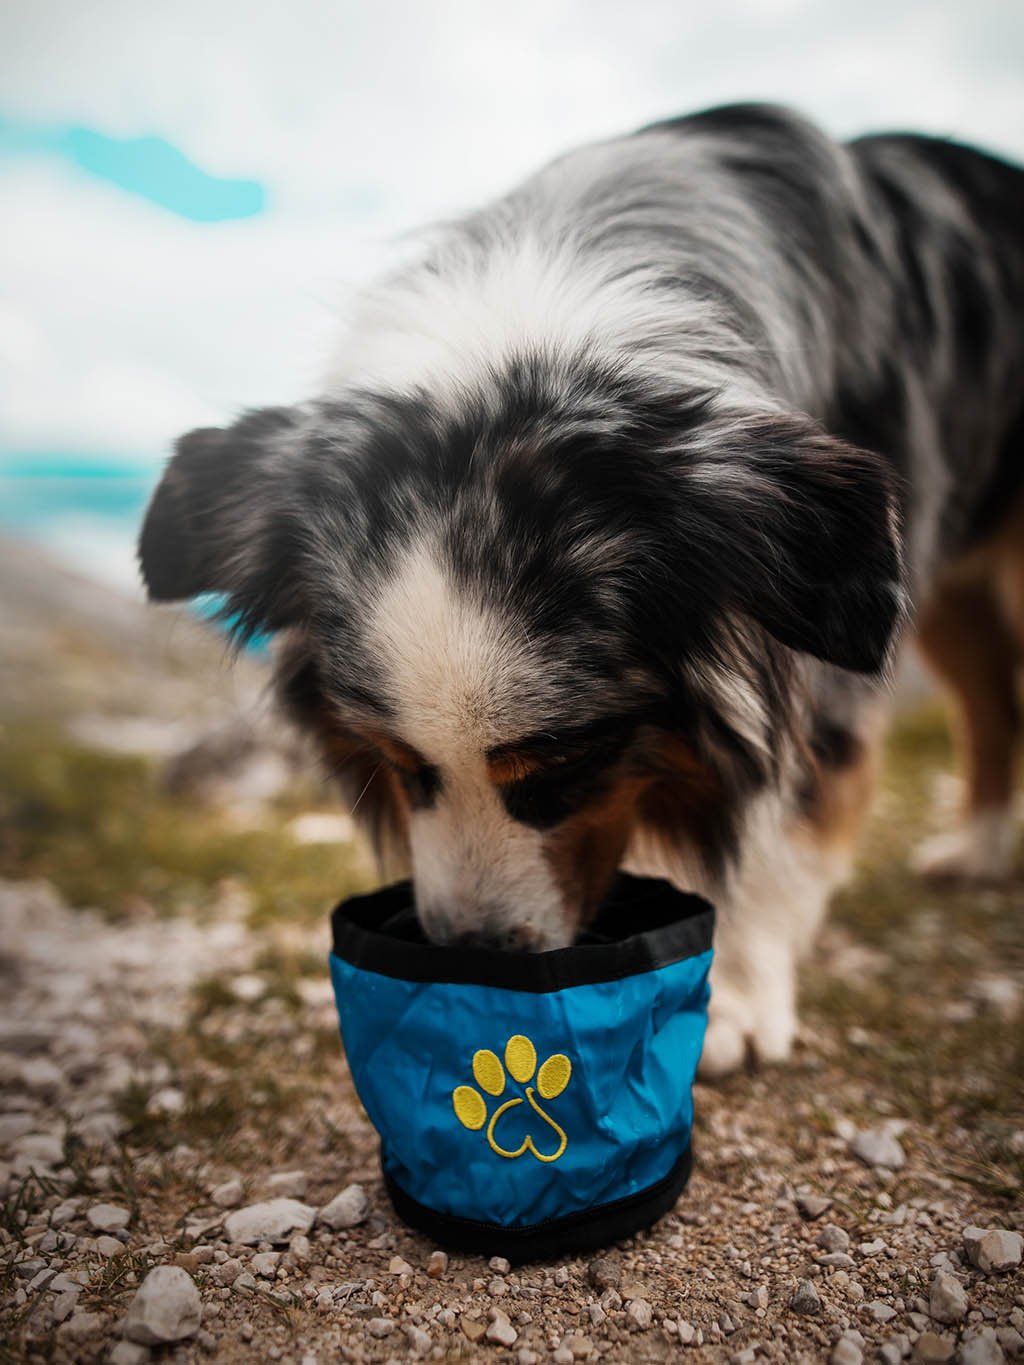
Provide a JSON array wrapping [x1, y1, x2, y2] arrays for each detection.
[[382, 1142, 693, 1264]]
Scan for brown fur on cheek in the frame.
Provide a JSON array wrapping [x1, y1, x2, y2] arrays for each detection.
[[542, 774, 648, 930]]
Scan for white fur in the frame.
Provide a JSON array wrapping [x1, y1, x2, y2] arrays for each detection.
[[366, 536, 570, 948]]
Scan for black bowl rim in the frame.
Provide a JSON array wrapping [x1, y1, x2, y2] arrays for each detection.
[[330, 872, 714, 992]]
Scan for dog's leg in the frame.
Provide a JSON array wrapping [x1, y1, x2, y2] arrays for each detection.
[[912, 575, 1020, 881], [700, 724, 883, 1077]]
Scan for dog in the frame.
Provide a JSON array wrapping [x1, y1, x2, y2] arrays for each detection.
[[139, 103, 1024, 1076]]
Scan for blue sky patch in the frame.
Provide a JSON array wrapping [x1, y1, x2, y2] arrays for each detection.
[[0, 115, 266, 221]]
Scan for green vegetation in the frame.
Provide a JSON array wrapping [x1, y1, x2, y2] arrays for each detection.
[[0, 724, 373, 924]]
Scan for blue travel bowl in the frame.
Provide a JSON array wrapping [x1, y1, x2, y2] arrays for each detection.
[[329, 874, 714, 1261]]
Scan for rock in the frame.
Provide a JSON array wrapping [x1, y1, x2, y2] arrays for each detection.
[[489, 1255, 511, 1274], [831, 1340, 863, 1365], [426, 1249, 448, 1278], [859, 1238, 888, 1256], [553, 1350, 574, 1365], [367, 1318, 394, 1338], [797, 1192, 833, 1220], [212, 1258, 243, 1286], [317, 1184, 368, 1231], [958, 1326, 1006, 1365], [912, 1332, 955, 1363], [486, 1318, 518, 1346], [879, 1347, 902, 1365], [461, 1315, 487, 1343], [109, 1343, 150, 1365], [963, 1226, 1023, 1275], [819, 1252, 857, 1270], [263, 1170, 308, 1199], [406, 1324, 431, 1355], [817, 1224, 851, 1254], [123, 1266, 202, 1344], [850, 1127, 906, 1170], [209, 1178, 243, 1209], [388, 1256, 413, 1276], [626, 1298, 652, 1330], [94, 1234, 125, 1257], [929, 1269, 968, 1324], [746, 1285, 769, 1310], [250, 1252, 280, 1278], [588, 1257, 620, 1291], [86, 1202, 130, 1232], [223, 1198, 316, 1245], [58, 1310, 105, 1341], [790, 1280, 822, 1316], [867, 1300, 897, 1323]]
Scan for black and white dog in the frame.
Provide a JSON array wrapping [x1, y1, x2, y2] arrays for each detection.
[[140, 104, 1024, 1076]]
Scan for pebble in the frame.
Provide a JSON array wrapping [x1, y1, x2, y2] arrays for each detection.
[[94, 1234, 125, 1257], [588, 1257, 620, 1291], [489, 1255, 511, 1274], [831, 1340, 863, 1365], [406, 1324, 431, 1355], [911, 1331, 955, 1363], [963, 1226, 1023, 1275], [817, 1224, 851, 1254], [388, 1255, 413, 1276], [958, 1326, 1006, 1365], [426, 1249, 448, 1278], [86, 1201, 130, 1232], [461, 1315, 487, 1343], [263, 1169, 308, 1199], [209, 1177, 243, 1209], [928, 1269, 968, 1324], [849, 1126, 906, 1170], [317, 1183, 369, 1231], [626, 1298, 652, 1330], [867, 1300, 897, 1323], [59, 1310, 105, 1341], [123, 1265, 202, 1344], [109, 1343, 150, 1365], [223, 1198, 316, 1244], [790, 1280, 823, 1315], [486, 1318, 518, 1346], [251, 1251, 280, 1278], [367, 1318, 394, 1338], [796, 1192, 833, 1220], [518, 1351, 539, 1365]]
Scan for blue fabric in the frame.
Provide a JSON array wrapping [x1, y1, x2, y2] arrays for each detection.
[[330, 948, 712, 1229]]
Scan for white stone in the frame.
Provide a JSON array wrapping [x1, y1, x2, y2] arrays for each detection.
[[223, 1198, 316, 1245], [928, 1269, 968, 1324], [486, 1317, 518, 1346], [963, 1226, 1023, 1275], [209, 1177, 243, 1209], [123, 1265, 202, 1344], [87, 1202, 130, 1232], [958, 1326, 1005, 1365], [831, 1341, 863, 1365], [251, 1251, 280, 1278], [263, 1170, 308, 1199], [109, 1342, 151, 1365], [317, 1184, 369, 1231], [850, 1127, 906, 1170], [626, 1298, 652, 1330]]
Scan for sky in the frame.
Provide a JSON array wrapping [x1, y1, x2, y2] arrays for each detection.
[[1, 0, 1022, 591]]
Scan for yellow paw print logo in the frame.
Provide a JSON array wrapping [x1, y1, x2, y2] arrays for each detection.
[[452, 1034, 572, 1163]]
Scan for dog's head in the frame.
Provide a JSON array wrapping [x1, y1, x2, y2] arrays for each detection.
[[139, 364, 903, 949]]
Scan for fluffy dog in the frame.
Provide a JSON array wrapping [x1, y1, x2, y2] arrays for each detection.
[[139, 103, 1024, 1075]]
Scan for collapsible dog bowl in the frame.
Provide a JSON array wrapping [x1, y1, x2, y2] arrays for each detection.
[[329, 874, 714, 1261]]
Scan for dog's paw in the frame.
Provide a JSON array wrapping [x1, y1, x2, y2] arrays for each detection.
[[699, 982, 796, 1079], [910, 813, 1016, 883]]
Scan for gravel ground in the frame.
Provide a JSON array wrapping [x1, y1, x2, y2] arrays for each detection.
[[1, 541, 1022, 1364]]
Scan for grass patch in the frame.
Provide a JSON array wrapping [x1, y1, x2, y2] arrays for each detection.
[[0, 725, 373, 923]]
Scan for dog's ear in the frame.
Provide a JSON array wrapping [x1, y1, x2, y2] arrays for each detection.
[[139, 406, 305, 638], [676, 412, 906, 673]]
